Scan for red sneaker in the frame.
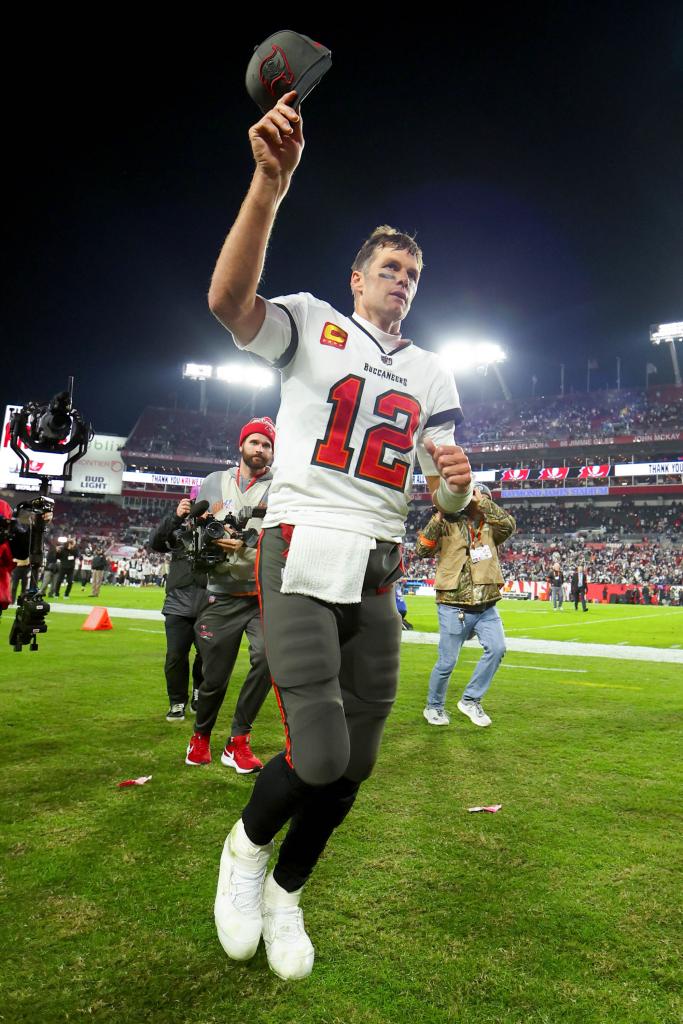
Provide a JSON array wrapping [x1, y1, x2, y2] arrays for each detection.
[[185, 731, 211, 766], [220, 734, 263, 774]]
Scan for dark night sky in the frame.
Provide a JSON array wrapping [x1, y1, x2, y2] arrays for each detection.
[[2, 6, 682, 436]]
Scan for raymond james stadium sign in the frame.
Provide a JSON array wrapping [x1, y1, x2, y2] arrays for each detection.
[[501, 486, 610, 499]]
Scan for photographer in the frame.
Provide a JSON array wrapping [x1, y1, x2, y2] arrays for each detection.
[[186, 417, 275, 773], [149, 502, 208, 721]]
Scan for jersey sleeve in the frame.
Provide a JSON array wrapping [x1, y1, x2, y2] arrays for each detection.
[[416, 363, 464, 476], [233, 292, 311, 369]]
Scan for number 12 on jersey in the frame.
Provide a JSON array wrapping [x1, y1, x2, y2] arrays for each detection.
[[312, 374, 421, 492]]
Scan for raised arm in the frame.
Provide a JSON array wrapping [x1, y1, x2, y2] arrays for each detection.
[[208, 91, 305, 345]]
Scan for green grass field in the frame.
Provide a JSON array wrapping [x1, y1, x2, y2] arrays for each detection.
[[1, 593, 682, 1024]]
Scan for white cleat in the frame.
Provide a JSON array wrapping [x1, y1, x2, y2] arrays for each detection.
[[262, 872, 315, 981], [214, 819, 273, 961], [423, 707, 450, 726], [457, 699, 492, 727]]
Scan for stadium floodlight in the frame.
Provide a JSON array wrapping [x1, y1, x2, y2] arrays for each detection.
[[649, 322, 682, 386], [439, 339, 510, 399], [182, 363, 214, 381], [215, 363, 275, 389], [650, 322, 683, 343]]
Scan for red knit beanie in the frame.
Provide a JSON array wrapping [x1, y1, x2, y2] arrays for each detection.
[[238, 416, 276, 450]]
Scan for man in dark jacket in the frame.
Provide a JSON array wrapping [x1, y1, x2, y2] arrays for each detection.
[[91, 549, 108, 597], [570, 564, 589, 612], [55, 539, 79, 598], [150, 501, 207, 721]]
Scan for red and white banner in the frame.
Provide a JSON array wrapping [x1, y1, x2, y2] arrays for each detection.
[[578, 465, 611, 479], [538, 467, 570, 481], [501, 468, 530, 482]]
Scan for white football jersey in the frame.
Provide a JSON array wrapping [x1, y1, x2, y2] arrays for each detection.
[[239, 293, 463, 541]]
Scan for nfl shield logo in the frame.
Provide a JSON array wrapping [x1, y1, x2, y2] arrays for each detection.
[[381, 355, 393, 366]]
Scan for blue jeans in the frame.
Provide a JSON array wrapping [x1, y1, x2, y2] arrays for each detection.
[[426, 604, 506, 711]]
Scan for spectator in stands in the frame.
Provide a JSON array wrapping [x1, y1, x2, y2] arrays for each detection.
[[417, 484, 515, 728], [547, 562, 565, 611], [570, 564, 589, 611], [186, 417, 276, 774]]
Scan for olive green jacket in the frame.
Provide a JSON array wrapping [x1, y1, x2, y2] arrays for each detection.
[[415, 496, 516, 606]]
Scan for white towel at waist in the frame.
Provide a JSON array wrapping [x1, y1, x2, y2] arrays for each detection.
[[280, 525, 376, 604]]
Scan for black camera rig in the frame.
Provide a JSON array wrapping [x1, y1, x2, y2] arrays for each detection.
[[5, 378, 92, 651]]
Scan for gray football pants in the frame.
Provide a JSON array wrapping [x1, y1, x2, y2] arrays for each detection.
[[256, 526, 403, 787], [193, 594, 270, 737]]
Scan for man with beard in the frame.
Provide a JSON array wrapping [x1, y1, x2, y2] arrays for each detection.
[[185, 418, 275, 774]]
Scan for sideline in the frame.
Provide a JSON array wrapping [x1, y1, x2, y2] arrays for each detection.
[[38, 604, 683, 664], [401, 631, 683, 664]]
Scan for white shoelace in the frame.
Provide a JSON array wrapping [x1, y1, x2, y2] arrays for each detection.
[[170, 704, 184, 714], [230, 869, 266, 913], [268, 906, 306, 942]]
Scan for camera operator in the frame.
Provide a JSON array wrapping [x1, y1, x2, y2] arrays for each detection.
[[149, 500, 208, 722], [186, 417, 275, 774]]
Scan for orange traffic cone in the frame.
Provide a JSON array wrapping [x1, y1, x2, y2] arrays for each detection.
[[81, 607, 113, 631]]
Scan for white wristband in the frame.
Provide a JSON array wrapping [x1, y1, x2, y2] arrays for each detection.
[[435, 478, 474, 514]]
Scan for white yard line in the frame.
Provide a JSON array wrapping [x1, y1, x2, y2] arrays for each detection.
[[499, 663, 588, 674], [402, 631, 683, 664], [48, 603, 163, 621]]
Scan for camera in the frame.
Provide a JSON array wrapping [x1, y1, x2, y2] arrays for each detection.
[[175, 501, 266, 574], [5, 378, 92, 651]]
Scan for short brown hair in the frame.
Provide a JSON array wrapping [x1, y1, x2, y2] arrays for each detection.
[[351, 225, 423, 274]]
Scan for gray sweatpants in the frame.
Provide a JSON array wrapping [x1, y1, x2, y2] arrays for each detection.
[[193, 593, 270, 738], [257, 526, 403, 786]]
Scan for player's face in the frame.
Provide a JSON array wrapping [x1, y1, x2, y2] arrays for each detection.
[[351, 246, 420, 328], [240, 433, 274, 472]]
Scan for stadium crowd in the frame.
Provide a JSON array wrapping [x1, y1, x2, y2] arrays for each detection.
[[457, 387, 682, 447], [123, 388, 682, 464], [123, 407, 242, 463]]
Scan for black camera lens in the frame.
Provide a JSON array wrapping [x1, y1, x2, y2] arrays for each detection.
[[204, 520, 226, 540]]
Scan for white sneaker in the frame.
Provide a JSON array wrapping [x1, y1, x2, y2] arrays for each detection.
[[214, 819, 273, 961], [423, 707, 450, 726], [262, 872, 315, 980], [457, 699, 492, 727]]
